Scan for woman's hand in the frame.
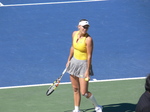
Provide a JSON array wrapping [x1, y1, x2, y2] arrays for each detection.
[[84, 70, 90, 81], [66, 61, 70, 68]]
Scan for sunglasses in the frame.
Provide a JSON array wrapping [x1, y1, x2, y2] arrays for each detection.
[[82, 25, 89, 29]]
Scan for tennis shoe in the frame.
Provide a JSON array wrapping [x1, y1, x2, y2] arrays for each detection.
[[72, 110, 80, 112], [95, 105, 103, 112]]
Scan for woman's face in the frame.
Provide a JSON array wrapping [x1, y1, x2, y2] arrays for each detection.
[[78, 25, 89, 35]]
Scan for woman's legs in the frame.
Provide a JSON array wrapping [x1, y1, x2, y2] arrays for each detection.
[[70, 76, 102, 112], [70, 75, 81, 111]]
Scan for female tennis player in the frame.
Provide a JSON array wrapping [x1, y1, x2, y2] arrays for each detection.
[[66, 19, 103, 112]]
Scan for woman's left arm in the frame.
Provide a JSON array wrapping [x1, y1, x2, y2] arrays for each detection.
[[85, 36, 93, 79]]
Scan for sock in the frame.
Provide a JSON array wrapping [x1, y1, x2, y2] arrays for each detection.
[[88, 94, 99, 107], [75, 106, 79, 111]]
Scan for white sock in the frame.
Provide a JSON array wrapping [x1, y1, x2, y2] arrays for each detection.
[[75, 106, 79, 111], [88, 94, 99, 107]]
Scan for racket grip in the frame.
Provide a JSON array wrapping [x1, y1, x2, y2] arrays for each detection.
[[62, 68, 67, 74]]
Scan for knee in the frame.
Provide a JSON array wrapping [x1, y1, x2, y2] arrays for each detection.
[[73, 87, 80, 93], [82, 92, 88, 97], [82, 92, 91, 98]]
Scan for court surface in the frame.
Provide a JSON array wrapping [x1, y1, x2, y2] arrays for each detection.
[[0, 78, 145, 112], [0, 0, 150, 111]]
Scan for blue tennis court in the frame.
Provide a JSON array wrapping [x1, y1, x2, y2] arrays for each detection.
[[0, 0, 150, 87]]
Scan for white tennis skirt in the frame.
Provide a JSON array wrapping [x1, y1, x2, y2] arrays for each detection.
[[66, 57, 94, 78]]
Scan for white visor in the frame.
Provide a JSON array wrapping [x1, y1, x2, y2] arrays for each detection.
[[78, 21, 90, 26]]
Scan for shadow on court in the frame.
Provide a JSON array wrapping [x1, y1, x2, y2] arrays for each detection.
[[103, 103, 136, 112], [64, 103, 136, 112]]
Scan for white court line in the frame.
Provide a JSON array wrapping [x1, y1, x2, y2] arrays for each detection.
[[0, 0, 107, 7], [0, 77, 145, 90]]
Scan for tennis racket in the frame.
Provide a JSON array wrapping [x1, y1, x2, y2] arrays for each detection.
[[46, 68, 67, 96]]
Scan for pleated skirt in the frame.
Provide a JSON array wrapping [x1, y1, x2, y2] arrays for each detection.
[[67, 57, 94, 78]]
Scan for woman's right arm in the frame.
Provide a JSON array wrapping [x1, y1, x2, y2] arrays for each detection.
[[66, 31, 76, 67]]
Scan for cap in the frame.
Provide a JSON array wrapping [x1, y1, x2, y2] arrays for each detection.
[[78, 21, 90, 26]]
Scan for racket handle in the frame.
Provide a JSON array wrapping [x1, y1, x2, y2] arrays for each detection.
[[58, 68, 67, 81], [62, 68, 67, 74]]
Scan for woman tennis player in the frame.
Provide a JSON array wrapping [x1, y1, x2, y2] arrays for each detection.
[[66, 19, 103, 112]]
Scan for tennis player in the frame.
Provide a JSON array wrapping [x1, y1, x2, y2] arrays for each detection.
[[66, 19, 103, 112]]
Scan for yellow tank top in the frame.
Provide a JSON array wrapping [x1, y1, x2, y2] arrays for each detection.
[[73, 31, 87, 60]]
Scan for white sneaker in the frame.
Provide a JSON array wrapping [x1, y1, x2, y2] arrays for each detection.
[[72, 110, 80, 112], [95, 105, 103, 112]]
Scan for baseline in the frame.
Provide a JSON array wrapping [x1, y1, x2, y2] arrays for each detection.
[[0, 77, 145, 90]]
